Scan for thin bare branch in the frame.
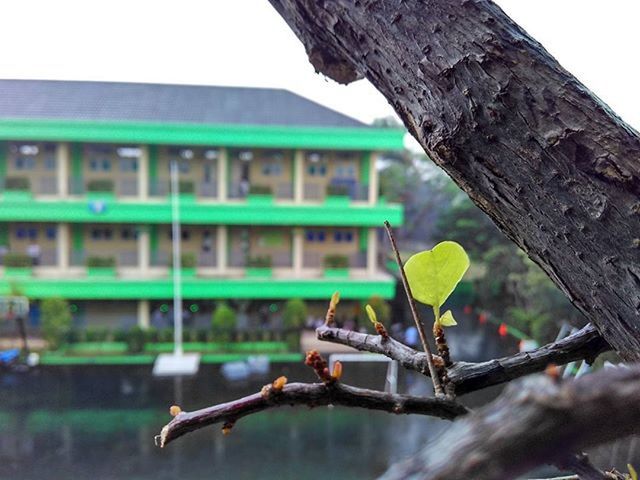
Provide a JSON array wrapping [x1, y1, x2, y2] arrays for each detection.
[[317, 323, 610, 396], [157, 381, 469, 448], [383, 220, 444, 396], [555, 453, 622, 480], [379, 365, 640, 480]]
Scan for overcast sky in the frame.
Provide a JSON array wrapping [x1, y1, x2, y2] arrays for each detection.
[[1, 1, 638, 133]]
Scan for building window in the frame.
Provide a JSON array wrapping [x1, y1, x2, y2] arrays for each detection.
[[262, 161, 283, 176], [121, 227, 138, 240], [45, 227, 57, 240], [119, 158, 138, 172], [306, 230, 314, 242], [344, 231, 353, 242], [307, 163, 327, 176], [44, 157, 57, 170], [28, 228, 37, 240], [336, 164, 356, 178], [14, 157, 36, 170], [334, 231, 342, 242], [168, 229, 191, 241], [91, 227, 113, 240], [16, 228, 26, 239], [90, 158, 112, 172]]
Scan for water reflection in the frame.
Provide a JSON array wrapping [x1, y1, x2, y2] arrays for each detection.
[[2, 363, 454, 480], [6, 323, 628, 479]]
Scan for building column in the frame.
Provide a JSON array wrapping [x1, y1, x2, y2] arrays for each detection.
[[138, 226, 150, 273], [217, 148, 228, 201], [368, 152, 379, 205], [366, 228, 378, 276], [294, 150, 304, 203], [57, 223, 70, 269], [137, 300, 150, 329], [138, 145, 149, 200], [57, 143, 69, 197], [217, 225, 227, 272], [293, 227, 304, 276]]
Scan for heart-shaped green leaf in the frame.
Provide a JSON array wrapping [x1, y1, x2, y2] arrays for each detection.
[[404, 241, 469, 307]]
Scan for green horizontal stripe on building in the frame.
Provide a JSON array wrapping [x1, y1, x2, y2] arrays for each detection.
[[0, 118, 405, 150], [0, 277, 396, 299], [0, 198, 403, 226], [38, 352, 304, 366]]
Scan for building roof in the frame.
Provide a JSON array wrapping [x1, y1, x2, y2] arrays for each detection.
[[0, 79, 367, 128]]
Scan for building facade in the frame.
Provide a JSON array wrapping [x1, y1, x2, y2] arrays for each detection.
[[0, 80, 404, 331]]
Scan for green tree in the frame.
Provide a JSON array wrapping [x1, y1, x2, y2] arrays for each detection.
[[283, 298, 307, 329], [41, 297, 72, 350], [211, 303, 237, 342], [282, 298, 307, 350]]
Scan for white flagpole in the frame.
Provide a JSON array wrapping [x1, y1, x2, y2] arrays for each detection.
[[170, 160, 183, 357]]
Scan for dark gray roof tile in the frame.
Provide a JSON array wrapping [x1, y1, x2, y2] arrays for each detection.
[[0, 80, 367, 128]]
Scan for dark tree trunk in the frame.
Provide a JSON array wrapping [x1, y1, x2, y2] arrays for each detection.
[[269, 0, 640, 360]]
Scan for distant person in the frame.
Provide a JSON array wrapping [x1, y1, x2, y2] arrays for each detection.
[[405, 325, 419, 348], [27, 242, 41, 266]]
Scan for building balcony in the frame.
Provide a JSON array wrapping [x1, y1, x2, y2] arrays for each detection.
[[0, 270, 397, 300]]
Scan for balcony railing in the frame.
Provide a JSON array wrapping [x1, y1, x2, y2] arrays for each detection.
[[303, 251, 367, 269], [151, 250, 218, 268], [38, 177, 58, 195], [118, 250, 138, 267], [118, 179, 138, 196], [198, 182, 218, 199]]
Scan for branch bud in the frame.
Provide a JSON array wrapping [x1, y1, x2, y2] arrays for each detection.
[[332, 361, 343, 381], [273, 376, 288, 391]]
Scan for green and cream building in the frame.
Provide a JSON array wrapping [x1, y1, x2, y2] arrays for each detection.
[[0, 80, 403, 330]]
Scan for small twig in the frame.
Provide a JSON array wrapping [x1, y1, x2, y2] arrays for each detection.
[[556, 453, 623, 480], [383, 220, 444, 396], [316, 323, 610, 395], [156, 381, 469, 448]]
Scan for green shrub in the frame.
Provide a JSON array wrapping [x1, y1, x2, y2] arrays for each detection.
[[41, 298, 72, 350], [86, 256, 116, 268], [126, 326, 146, 353], [324, 254, 349, 269], [212, 303, 237, 342], [169, 252, 197, 269], [144, 327, 159, 343], [326, 184, 349, 196], [84, 327, 109, 342], [158, 328, 174, 343], [112, 329, 128, 342], [65, 329, 81, 344], [87, 179, 114, 192], [248, 184, 272, 195], [247, 255, 272, 268], [178, 180, 195, 194], [283, 299, 307, 329], [3, 253, 32, 268], [5, 176, 30, 190], [196, 329, 209, 342]]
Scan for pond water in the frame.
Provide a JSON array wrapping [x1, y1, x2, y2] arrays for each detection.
[[7, 322, 630, 480]]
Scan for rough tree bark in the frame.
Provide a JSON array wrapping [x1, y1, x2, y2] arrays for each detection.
[[380, 365, 640, 480], [268, 0, 640, 360]]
